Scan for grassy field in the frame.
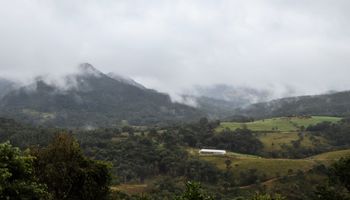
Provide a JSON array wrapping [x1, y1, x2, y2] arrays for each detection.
[[217, 116, 342, 132], [258, 132, 327, 151], [309, 149, 350, 161], [192, 149, 350, 182]]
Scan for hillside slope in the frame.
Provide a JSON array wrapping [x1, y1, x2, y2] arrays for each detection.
[[236, 91, 350, 118], [0, 63, 204, 127], [192, 148, 350, 184]]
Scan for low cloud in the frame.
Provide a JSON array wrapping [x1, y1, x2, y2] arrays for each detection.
[[1, 0, 350, 99]]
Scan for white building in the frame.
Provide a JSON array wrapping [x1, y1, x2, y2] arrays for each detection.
[[199, 149, 226, 155]]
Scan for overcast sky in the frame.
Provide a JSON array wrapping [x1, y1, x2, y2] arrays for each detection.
[[1, 0, 350, 99]]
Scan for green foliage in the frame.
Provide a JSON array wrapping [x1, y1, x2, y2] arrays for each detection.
[[329, 157, 350, 191], [94, 135, 222, 184], [2, 117, 350, 199], [175, 181, 214, 200], [0, 117, 58, 148], [179, 120, 263, 155], [0, 142, 50, 199], [314, 185, 350, 200], [211, 128, 263, 154], [312, 157, 350, 200], [31, 133, 112, 200], [184, 159, 221, 183]]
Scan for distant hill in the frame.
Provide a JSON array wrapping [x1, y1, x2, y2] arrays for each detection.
[[0, 63, 204, 127], [181, 95, 239, 119], [182, 84, 272, 118], [191, 84, 271, 104], [236, 91, 350, 118]]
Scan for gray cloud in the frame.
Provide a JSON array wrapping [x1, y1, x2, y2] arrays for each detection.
[[0, 0, 350, 99]]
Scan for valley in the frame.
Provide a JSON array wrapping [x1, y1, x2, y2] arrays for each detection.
[[1, 67, 350, 199], [1, 66, 350, 200]]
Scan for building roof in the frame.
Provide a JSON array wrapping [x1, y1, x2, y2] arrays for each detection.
[[199, 149, 226, 153]]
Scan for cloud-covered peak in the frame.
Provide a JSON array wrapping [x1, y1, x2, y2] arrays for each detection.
[[78, 63, 103, 77], [0, 1, 350, 98], [107, 72, 146, 89]]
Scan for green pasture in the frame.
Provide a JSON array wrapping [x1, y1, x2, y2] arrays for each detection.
[[217, 116, 341, 132], [195, 148, 350, 182], [258, 132, 327, 152]]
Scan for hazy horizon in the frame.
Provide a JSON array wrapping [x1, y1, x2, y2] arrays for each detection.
[[1, 0, 350, 100]]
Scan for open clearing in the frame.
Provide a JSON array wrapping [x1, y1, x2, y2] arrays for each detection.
[[216, 116, 341, 153], [258, 132, 327, 151], [217, 116, 341, 132]]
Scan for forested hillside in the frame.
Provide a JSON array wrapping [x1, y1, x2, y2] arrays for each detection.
[[0, 64, 204, 127]]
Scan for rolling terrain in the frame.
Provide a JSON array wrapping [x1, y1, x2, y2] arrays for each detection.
[[111, 116, 350, 196], [114, 148, 350, 195], [1, 110, 350, 199], [192, 149, 350, 184]]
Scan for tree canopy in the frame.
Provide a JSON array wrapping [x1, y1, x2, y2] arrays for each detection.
[[0, 142, 50, 199], [31, 133, 112, 200]]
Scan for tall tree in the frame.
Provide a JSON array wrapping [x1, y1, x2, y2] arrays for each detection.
[[0, 142, 50, 199], [175, 181, 214, 200], [31, 133, 112, 200]]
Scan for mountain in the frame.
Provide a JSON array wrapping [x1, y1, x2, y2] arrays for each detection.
[[0, 63, 204, 127], [235, 90, 350, 119], [107, 72, 146, 89]]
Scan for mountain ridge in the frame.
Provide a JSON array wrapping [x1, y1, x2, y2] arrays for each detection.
[[234, 90, 350, 119]]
